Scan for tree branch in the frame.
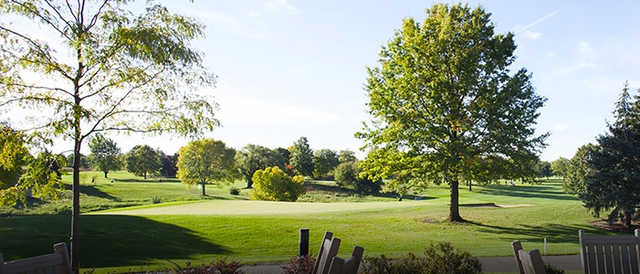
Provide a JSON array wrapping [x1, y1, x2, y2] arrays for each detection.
[[0, 82, 73, 97], [9, 0, 72, 40]]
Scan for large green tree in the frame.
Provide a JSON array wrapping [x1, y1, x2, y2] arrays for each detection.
[[87, 134, 121, 178], [0, 1, 218, 270], [564, 143, 596, 195], [125, 145, 161, 179], [177, 138, 236, 196], [551, 157, 570, 178], [313, 149, 339, 178], [235, 144, 282, 188], [357, 4, 547, 222], [290, 137, 314, 176], [578, 83, 640, 227]]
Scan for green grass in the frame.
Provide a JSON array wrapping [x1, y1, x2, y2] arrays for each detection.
[[0, 173, 615, 273]]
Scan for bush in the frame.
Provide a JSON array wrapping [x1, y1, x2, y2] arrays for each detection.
[[361, 242, 481, 274], [251, 166, 305, 201], [281, 254, 315, 274], [229, 187, 240, 195], [168, 259, 243, 274], [544, 264, 565, 274], [334, 162, 381, 194]]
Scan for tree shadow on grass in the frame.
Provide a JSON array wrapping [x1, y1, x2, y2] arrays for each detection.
[[305, 182, 434, 200], [477, 185, 578, 201], [465, 220, 618, 244], [64, 184, 120, 201], [0, 215, 230, 268]]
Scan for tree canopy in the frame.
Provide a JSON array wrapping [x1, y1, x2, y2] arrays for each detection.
[[290, 137, 314, 176], [313, 149, 339, 178], [125, 145, 161, 179], [88, 134, 121, 178], [0, 1, 219, 269], [177, 138, 237, 196], [357, 3, 547, 222]]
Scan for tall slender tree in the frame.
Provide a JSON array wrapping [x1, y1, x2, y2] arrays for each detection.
[[358, 3, 547, 222], [87, 134, 121, 178], [0, 2, 218, 271], [290, 137, 314, 176]]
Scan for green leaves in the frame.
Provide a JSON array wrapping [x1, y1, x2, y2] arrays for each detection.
[[176, 138, 237, 187]]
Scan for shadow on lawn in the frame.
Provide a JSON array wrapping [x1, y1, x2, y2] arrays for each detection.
[[306, 182, 434, 200], [467, 220, 614, 243], [477, 184, 578, 201], [64, 184, 120, 201], [0, 215, 229, 268]]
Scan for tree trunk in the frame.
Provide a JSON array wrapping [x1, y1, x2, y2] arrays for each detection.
[[71, 138, 81, 274], [143, 172, 147, 180], [201, 182, 206, 196], [624, 208, 634, 228], [468, 180, 472, 191], [104, 171, 108, 178], [247, 176, 253, 189], [449, 179, 464, 222]]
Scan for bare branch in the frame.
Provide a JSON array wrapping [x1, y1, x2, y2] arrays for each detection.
[[0, 25, 74, 81], [0, 82, 74, 97], [42, 0, 74, 34], [64, 0, 79, 22], [87, 0, 109, 30], [9, 0, 72, 40]]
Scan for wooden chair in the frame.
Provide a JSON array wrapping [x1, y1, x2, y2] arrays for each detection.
[[328, 246, 364, 274], [579, 229, 640, 274], [512, 241, 545, 274], [312, 232, 341, 274], [312, 232, 365, 274], [0, 242, 71, 274]]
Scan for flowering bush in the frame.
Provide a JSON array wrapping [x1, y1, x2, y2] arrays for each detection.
[[251, 166, 305, 201], [168, 259, 244, 274], [281, 254, 315, 274]]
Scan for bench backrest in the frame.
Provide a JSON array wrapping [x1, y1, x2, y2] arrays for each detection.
[[0, 243, 71, 274], [313, 232, 341, 274], [512, 241, 545, 274], [327, 246, 364, 274], [580, 229, 640, 274]]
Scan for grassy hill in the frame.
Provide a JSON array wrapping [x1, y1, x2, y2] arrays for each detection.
[[0, 171, 610, 273]]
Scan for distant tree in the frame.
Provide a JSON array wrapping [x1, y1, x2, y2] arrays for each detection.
[[87, 134, 121, 178], [235, 144, 280, 188], [125, 145, 162, 179], [0, 125, 31, 190], [290, 137, 314, 176], [578, 83, 640, 227], [66, 153, 89, 169], [338, 150, 357, 163], [159, 152, 179, 178], [357, 4, 547, 221], [536, 161, 552, 179], [334, 161, 381, 194], [177, 139, 237, 196], [313, 149, 339, 179], [274, 148, 290, 166], [251, 166, 305, 202], [564, 144, 596, 195], [551, 157, 570, 178]]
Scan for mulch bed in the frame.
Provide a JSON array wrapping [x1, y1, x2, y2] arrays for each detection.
[[591, 219, 640, 232]]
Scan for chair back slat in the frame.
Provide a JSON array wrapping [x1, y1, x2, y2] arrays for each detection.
[[511, 241, 524, 274], [342, 246, 364, 274], [312, 232, 334, 274], [580, 229, 640, 274], [316, 238, 341, 274], [327, 257, 345, 274], [517, 249, 545, 274]]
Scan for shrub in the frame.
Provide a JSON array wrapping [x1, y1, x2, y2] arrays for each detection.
[[251, 166, 305, 201], [168, 259, 243, 274], [334, 161, 381, 194], [361, 242, 481, 274], [281, 254, 315, 274], [544, 264, 565, 274], [229, 187, 240, 195]]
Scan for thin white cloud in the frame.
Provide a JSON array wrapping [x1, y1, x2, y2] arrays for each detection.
[[554, 41, 598, 75], [515, 9, 559, 40], [187, 10, 269, 40], [265, 0, 300, 14], [552, 124, 568, 132]]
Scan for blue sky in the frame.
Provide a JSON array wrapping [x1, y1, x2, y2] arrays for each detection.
[[13, 0, 640, 160]]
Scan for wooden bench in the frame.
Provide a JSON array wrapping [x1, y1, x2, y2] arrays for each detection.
[[0, 243, 71, 274], [512, 241, 545, 274], [580, 229, 640, 274], [312, 231, 364, 274]]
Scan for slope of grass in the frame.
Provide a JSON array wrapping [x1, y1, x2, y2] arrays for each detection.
[[0, 177, 612, 273]]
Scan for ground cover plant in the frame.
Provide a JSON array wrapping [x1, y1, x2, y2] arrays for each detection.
[[0, 174, 615, 273]]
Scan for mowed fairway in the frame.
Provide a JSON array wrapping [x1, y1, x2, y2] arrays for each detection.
[[0, 176, 615, 273]]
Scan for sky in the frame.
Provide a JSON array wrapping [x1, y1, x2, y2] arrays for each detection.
[[6, 0, 640, 160]]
